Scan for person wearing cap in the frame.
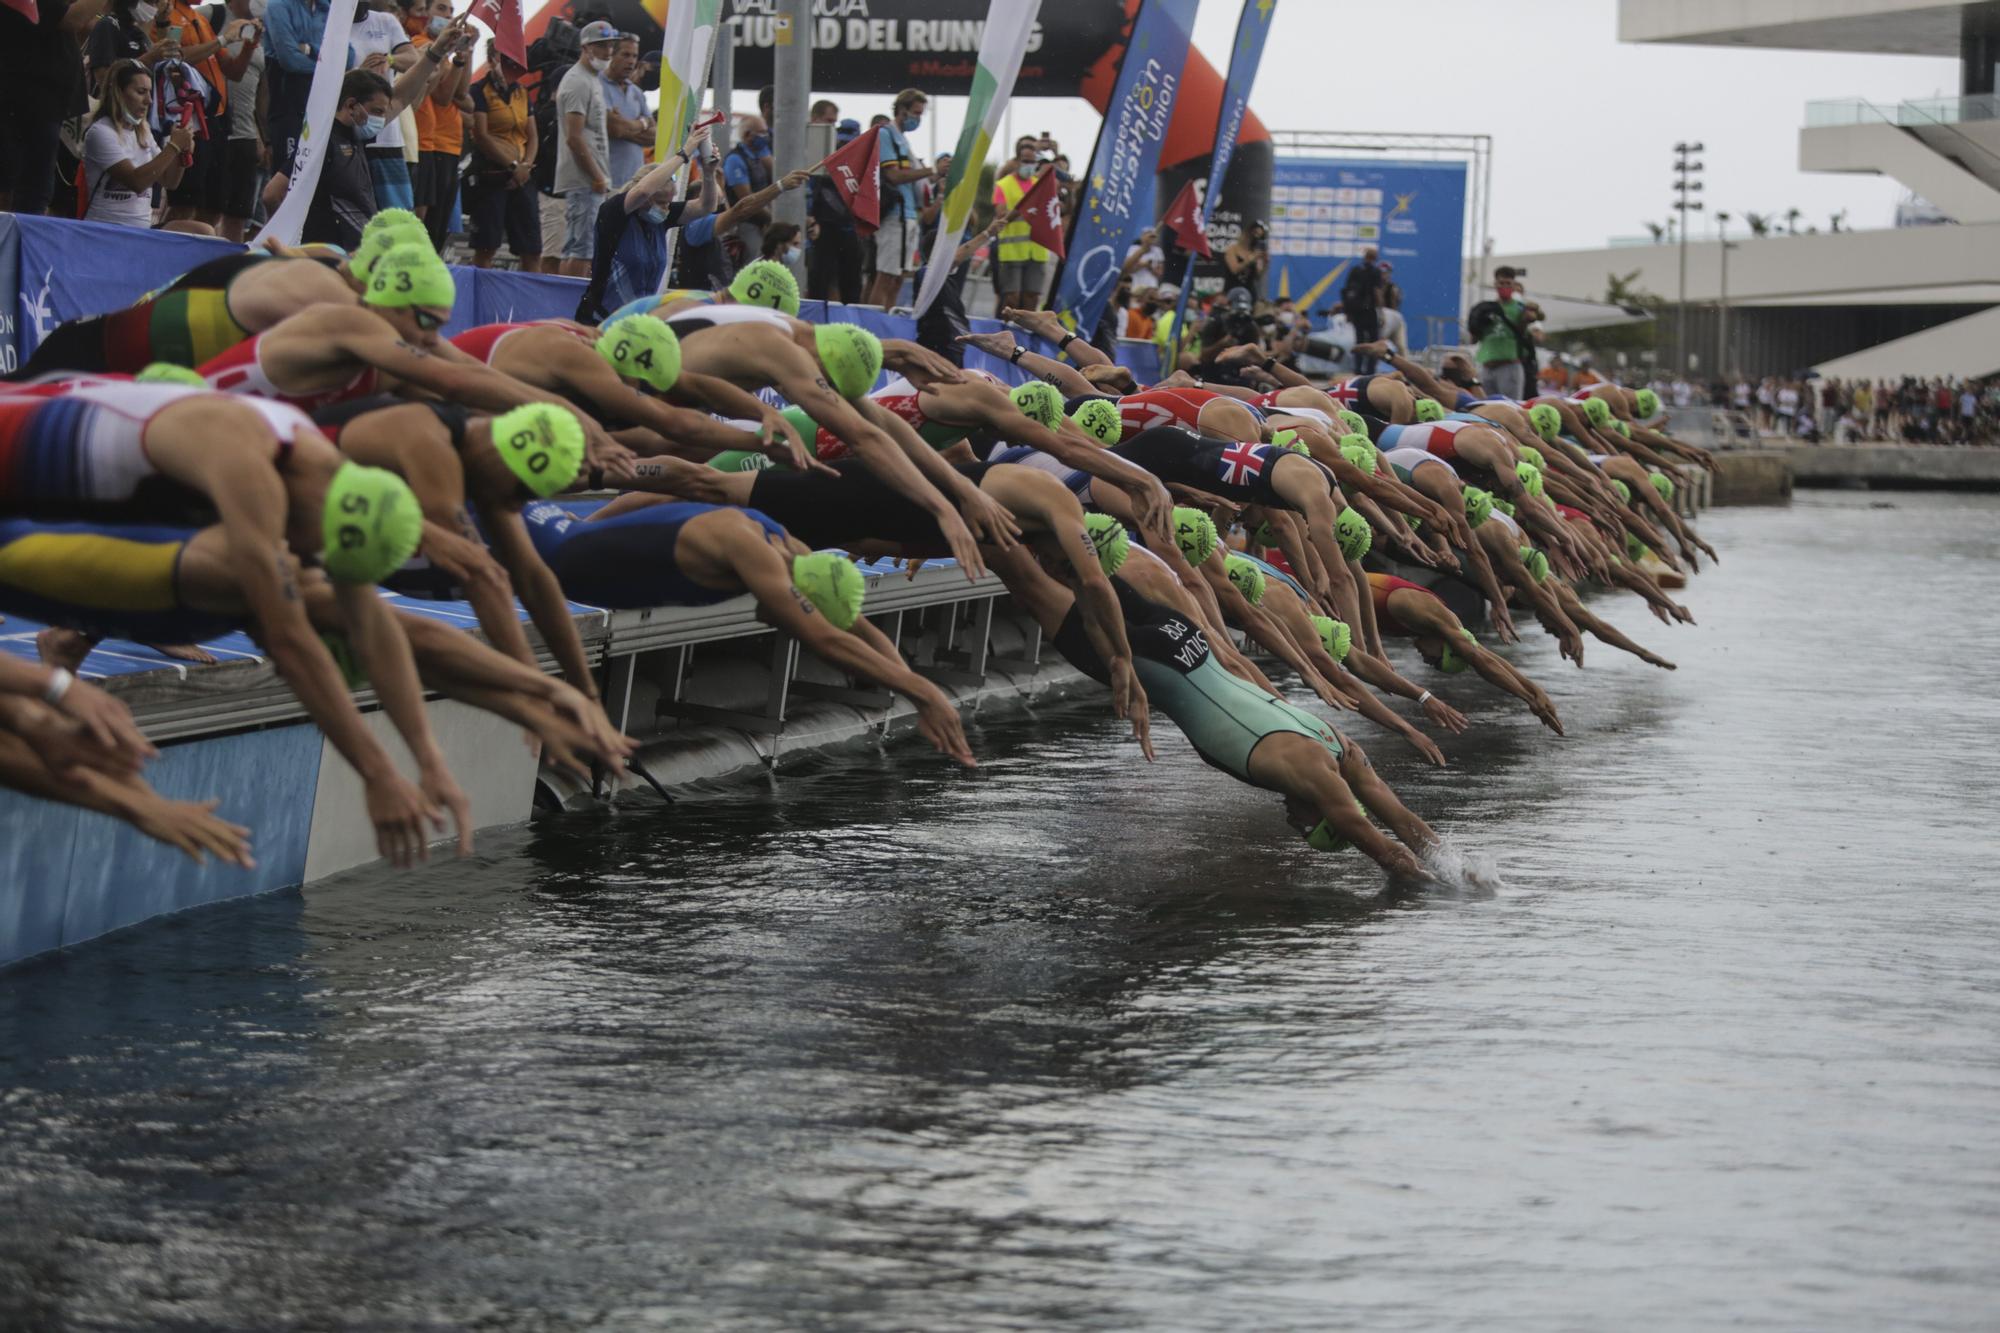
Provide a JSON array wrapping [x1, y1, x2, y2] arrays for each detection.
[[194, 245, 638, 481], [600, 256, 805, 330], [0, 377, 473, 864], [553, 19, 623, 277], [574, 122, 717, 325], [1366, 573, 1564, 736], [659, 307, 1015, 580], [507, 492, 977, 767], [808, 118, 867, 304], [448, 314, 811, 475], [867, 88, 940, 309]]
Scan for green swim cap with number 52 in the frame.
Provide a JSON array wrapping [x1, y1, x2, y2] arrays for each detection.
[[1010, 379, 1063, 428], [596, 314, 682, 393], [321, 463, 424, 585]]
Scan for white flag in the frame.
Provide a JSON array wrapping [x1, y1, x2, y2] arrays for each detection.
[[253, 0, 359, 247], [912, 0, 1042, 318]]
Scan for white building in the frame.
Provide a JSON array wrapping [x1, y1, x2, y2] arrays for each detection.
[[1492, 0, 2000, 380]]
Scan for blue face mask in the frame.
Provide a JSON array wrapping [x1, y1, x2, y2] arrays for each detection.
[[643, 206, 666, 225], [899, 115, 920, 133], [425, 14, 445, 34], [354, 113, 384, 143]]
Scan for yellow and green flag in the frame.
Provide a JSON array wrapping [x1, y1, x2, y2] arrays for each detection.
[[654, 0, 724, 162]]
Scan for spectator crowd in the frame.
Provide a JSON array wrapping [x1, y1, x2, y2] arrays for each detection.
[[1622, 373, 2000, 445]]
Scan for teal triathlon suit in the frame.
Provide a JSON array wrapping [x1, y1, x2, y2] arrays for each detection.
[[517, 499, 788, 609], [1110, 424, 1311, 507], [0, 515, 242, 642], [1051, 577, 1341, 781]]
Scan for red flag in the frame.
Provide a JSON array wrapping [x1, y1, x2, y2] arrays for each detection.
[[1012, 166, 1066, 258], [820, 125, 881, 233], [2, 0, 40, 19], [471, 0, 525, 68], [1162, 178, 1211, 258]]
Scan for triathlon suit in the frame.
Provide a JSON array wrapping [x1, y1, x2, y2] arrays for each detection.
[[12, 252, 274, 381], [745, 459, 995, 554], [604, 289, 717, 327], [1114, 387, 1236, 440], [1110, 424, 1295, 507], [1376, 420, 1480, 462], [517, 499, 788, 609], [662, 304, 796, 340], [1380, 446, 1450, 486], [0, 515, 242, 643], [985, 445, 1092, 499], [0, 381, 312, 521], [312, 396, 477, 599], [1050, 576, 1341, 781], [1367, 572, 1443, 637], [197, 331, 379, 412], [1329, 375, 1385, 410]]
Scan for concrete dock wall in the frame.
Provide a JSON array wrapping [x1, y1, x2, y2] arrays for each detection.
[[1783, 446, 2000, 489]]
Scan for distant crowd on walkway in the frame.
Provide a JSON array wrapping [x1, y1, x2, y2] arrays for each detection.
[[1630, 374, 2000, 446]]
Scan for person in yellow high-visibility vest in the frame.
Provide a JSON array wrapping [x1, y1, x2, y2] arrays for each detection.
[[992, 137, 1053, 312]]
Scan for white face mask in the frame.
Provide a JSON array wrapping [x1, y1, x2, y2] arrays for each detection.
[[133, 1, 158, 23], [583, 53, 606, 74]]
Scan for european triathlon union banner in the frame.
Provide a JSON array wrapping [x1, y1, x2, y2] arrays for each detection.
[[1055, 0, 1200, 337], [1268, 157, 1466, 351]]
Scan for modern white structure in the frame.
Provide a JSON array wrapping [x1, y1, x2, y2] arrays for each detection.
[[1491, 1, 2000, 379]]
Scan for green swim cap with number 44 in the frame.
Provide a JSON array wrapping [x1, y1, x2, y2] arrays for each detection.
[[728, 259, 800, 315], [1070, 398, 1121, 443], [597, 314, 682, 393], [1336, 506, 1372, 561], [1082, 513, 1129, 575], [489, 403, 584, 497], [321, 463, 424, 585], [792, 551, 866, 630], [1173, 506, 1217, 565]]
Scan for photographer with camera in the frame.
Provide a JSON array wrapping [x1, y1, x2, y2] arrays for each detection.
[[1221, 218, 1269, 306]]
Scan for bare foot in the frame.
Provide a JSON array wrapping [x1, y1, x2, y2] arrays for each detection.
[[35, 627, 95, 672], [146, 642, 219, 665]]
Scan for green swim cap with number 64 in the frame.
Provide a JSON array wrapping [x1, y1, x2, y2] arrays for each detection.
[[597, 314, 682, 393], [321, 463, 424, 585]]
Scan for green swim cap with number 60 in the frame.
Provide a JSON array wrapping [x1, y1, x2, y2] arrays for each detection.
[[1582, 396, 1612, 427], [1438, 626, 1476, 674], [1462, 485, 1494, 528], [1336, 408, 1368, 436], [596, 314, 682, 393], [135, 362, 204, 386], [1010, 379, 1063, 428], [1225, 554, 1266, 606], [1173, 506, 1217, 565], [1650, 471, 1675, 500], [1635, 388, 1661, 418], [1311, 614, 1352, 663], [1414, 397, 1444, 423], [1516, 460, 1545, 498], [815, 323, 883, 399], [728, 259, 801, 315], [1070, 398, 1121, 443], [1336, 506, 1373, 561], [1082, 513, 1129, 575], [489, 403, 584, 497], [1528, 403, 1561, 440], [792, 551, 866, 630], [321, 463, 424, 585], [363, 244, 456, 311]]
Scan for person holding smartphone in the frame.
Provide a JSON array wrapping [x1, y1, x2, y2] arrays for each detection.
[[152, 0, 249, 232]]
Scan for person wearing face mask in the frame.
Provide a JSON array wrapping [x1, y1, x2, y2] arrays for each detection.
[[347, 0, 424, 212], [82, 61, 196, 227], [992, 136, 1054, 313], [1470, 266, 1532, 401], [866, 87, 940, 309], [411, 0, 472, 251], [575, 125, 716, 325], [553, 19, 620, 277]]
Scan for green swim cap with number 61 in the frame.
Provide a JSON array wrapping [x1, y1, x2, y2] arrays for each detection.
[[489, 403, 584, 497], [728, 259, 801, 315], [363, 244, 455, 311], [792, 551, 866, 630], [321, 463, 424, 585], [597, 314, 682, 393], [1070, 398, 1121, 444], [1414, 397, 1444, 423], [1083, 513, 1129, 575], [815, 323, 883, 399], [1173, 506, 1217, 565], [1311, 614, 1352, 663], [1528, 403, 1561, 440], [1225, 554, 1266, 606], [1010, 379, 1063, 428], [1336, 506, 1373, 561]]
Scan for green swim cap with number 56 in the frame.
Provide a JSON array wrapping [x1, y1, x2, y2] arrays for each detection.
[[597, 314, 682, 393], [792, 551, 866, 630], [1173, 506, 1218, 565], [728, 259, 800, 315], [321, 463, 424, 585], [489, 403, 584, 497]]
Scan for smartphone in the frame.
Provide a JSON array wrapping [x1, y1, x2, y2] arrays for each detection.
[[167, 23, 184, 42]]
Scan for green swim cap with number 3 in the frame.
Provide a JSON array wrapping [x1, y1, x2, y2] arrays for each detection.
[[1336, 506, 1373, 561]]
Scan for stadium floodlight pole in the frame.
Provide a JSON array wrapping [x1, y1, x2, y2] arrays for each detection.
[[1673, 142, 1704, 374], [772, 0, 811, 232]]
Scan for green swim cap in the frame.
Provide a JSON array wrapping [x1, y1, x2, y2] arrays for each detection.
[[1339, 440, 1375, 472], [1494, 497, 1516, 517], [1519, 445, 1546, 470], [1626, 531, 1649, 562], [1414, 397, 1444, 423], [1271, 427, 1308, 455], [1582, 396, 1612, 427], [1612, 419, 1631, 439], [363, 207, 423, 240], [363, 244, 455, 311], [728, 259, 800, 316], [1438, 626, 1476, 674], [1173, 506, 1218, 565], [1010, 379, 1063, 428], [321, 463, 423, 585], [1650, 471, 1675, 500], [1634, 388, 1661, 418], [1306, 801, 1369, 853], [1070, 398, 1122, 444], [1612, 478, 1632, 504], [1518, 544, 1550, 584], [1336, 408, 1368, 436], [1528, 403, 1560, 440], [792, 551, 866, 630], [1336, 506, 1373, 561], [1311, 614, 1352, 663], [350, 221, 429, 283], [1225, 554, 1266, 606], [489, 403, 584, 497], [135, 362, 204, 386], [597, 314, 682, 393], [1462, 485, 1494, 529], [1250, 519, 1280, 549], [1516, 460, 1546, 499], [815, 323, 883, 399], [1082, 513, 1129, 576]]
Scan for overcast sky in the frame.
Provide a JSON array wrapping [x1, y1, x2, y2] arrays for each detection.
[[902, 0, 1961, 254]]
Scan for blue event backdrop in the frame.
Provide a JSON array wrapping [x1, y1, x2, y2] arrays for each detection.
[[1266, 158, 1466, 350], [0, 215, 1161, 384]]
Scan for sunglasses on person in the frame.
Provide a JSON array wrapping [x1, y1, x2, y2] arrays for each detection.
[[412, 308, 448, 331]]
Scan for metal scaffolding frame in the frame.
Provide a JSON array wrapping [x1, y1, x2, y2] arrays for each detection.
[[1267, 129, 1494, 337]]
